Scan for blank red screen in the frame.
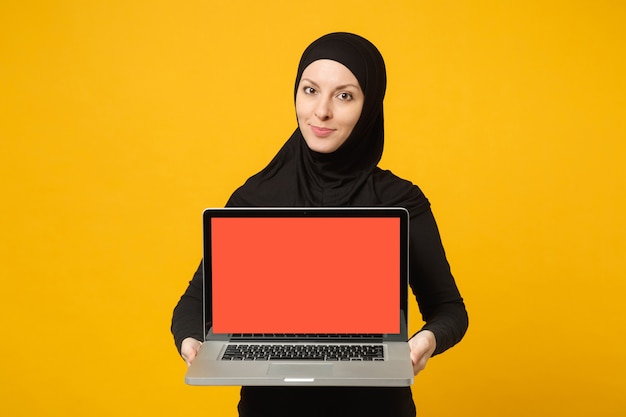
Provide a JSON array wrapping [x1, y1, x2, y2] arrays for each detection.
[[211, 217, 400, 334]]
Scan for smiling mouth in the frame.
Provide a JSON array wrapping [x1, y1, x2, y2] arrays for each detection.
[[310, 125, 335, 137]]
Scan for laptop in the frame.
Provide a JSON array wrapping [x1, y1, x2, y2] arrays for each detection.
[[185, 207, 414, 386]]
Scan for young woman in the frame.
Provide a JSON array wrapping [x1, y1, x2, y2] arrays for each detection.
[[172, 32, 468, 417]]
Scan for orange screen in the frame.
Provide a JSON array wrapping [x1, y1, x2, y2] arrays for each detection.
[[211, 217, 400, 333]]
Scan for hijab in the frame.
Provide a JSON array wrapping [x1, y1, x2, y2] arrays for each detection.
[[227, 32, 429, 215]]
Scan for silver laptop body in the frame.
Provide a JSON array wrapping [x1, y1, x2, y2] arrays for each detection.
[[185, 207, 413, 387]]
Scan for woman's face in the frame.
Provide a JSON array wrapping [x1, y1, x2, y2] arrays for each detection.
[[296, 59, 364, 154]]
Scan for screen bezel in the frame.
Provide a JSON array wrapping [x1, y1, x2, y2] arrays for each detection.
[[202, 207, 409, 342]]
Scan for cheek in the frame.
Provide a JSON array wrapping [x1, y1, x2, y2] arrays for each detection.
[[295, 99, 307, 123], [344, 109, 362, 132]]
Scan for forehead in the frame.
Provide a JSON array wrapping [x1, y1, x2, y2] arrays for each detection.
[[300, 59, 361, 88]]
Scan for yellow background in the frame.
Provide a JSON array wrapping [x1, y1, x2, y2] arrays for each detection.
[[1, 1, 624, 415]]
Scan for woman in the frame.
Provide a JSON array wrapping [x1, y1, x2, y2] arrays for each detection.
[[172, 32, 468, 417]]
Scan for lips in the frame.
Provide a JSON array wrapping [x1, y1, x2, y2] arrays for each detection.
[[310, 125, 336, 137]]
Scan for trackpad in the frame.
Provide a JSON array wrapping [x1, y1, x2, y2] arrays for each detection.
[[268, 363, 334, 378]]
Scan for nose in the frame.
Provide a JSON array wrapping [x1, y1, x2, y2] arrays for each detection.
[[314, 99, 332, 120]]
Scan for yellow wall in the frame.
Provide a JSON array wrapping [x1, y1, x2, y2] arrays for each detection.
[[1, 1, 624, 415]]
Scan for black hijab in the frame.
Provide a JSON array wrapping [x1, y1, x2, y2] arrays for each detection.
[[227, 32, 428, 214]]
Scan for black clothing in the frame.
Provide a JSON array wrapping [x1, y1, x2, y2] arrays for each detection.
[[172, 170, 467, 355], [238, 386, 416, 417], [171, 32, 468, 416]]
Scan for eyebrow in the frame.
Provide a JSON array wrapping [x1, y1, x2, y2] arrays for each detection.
[[300, 78, 362, 91]]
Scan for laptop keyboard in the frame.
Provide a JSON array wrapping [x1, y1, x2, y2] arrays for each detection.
[[221, 344, 385, 361]]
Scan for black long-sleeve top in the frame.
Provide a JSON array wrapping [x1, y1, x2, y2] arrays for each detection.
[[171, 184, 467, 356], [171, 173, 468, 416]]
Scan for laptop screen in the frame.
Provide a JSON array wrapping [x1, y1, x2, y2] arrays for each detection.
[[203, 208, 408, 336]]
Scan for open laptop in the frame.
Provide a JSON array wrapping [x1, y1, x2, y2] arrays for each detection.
[[185, 207, 414, 386]]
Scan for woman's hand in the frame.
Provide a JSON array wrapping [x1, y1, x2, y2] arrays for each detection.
[[180, 337, 203, 366], [408, 330, 436, 376]]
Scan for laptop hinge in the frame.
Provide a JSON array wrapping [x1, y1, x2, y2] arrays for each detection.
[[230, 333, 385, 342]]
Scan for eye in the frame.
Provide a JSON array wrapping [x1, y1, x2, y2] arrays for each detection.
[[303, 86, 317, 95], [337, 92, 353, 101]]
